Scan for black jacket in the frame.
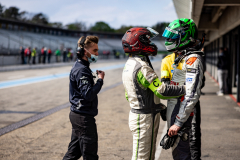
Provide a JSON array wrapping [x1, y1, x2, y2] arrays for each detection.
[[217, 54, 228, 70], [69, 59, 103, 116]]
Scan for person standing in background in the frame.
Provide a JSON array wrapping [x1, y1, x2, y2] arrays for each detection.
[[217, 47, 229, 96], [113, 49, 116, 59], [40, 47, 44, 63], [67, 49, 71, 62], [63, 48, 67, 62], [115, 51, 120, 59], [70, 49, 73, 62], [19, 46, 25, 64], [24, 47, 31, 64], [102, 50, 107, 59], [43, 47, 47, 64], [55, 49, 61, 62], [47, 48, 52, 63], [31, 47, 37, 64]]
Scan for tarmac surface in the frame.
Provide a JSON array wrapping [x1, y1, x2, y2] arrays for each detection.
[[0, 58, 240, 160]]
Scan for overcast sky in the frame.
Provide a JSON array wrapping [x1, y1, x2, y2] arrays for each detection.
[[1, 0, 178, 29]]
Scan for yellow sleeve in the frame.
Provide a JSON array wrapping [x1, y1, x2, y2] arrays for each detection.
[[160, 58, 171, 82]]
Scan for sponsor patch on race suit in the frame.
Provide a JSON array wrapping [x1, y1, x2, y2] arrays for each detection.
[[186, 68, 196, 84], [187, 68, 197, 73], [186, 57, 197, 66], [186, 77, 193, 83]]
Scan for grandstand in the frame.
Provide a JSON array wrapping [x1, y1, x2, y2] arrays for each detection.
[[0, 18, 165, 66], [0, 29, 124, 54]]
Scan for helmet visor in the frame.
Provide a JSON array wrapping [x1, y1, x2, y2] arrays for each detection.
[[162, 27, 180, 39], [147, 27, 159, 40]]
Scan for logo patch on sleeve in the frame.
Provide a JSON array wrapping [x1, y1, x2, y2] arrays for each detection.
[[187, 68, 196, 73], [186, 57, 197, 66], [80, 76, 89, 84], [186, 77, 193, 83]]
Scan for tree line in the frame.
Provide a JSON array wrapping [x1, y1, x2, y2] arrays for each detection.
[[0, 3, 169, 34]]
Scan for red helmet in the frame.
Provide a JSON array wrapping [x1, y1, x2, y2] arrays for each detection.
[[122, 27, 159, 56]]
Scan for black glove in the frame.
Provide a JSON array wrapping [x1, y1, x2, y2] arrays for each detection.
[[160, 127, 190, 150], [160, 130, 178, 150]]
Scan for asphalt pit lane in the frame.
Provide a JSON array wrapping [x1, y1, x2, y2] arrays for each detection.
[[203, 154, 210, 157]]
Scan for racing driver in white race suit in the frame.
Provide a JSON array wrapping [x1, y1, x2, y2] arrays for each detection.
[[122, 27, 186, 160], [161, 18, 205, 160]]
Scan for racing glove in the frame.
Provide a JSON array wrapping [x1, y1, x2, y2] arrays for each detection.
[[160, 129, 177, 150], [160, 127, 190, 150]]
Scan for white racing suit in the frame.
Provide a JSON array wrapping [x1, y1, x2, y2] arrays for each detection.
[[122, 55, 186, 160], [165, 51, 204, 160]]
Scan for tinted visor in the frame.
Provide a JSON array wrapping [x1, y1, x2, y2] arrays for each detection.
[[162, 27, 180, 39], [147, 27, 159, 40]]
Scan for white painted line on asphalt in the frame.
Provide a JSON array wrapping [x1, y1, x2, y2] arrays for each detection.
[[0, 64, 124, 89], [155, 122, 167, 160], [0, 59, 162, 89], [0, 75, 67, 90]]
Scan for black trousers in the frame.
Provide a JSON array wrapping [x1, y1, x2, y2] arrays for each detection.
[[63, 111, 98, 160], [189, 101, 201, 160], [32, 57, 36, 64]]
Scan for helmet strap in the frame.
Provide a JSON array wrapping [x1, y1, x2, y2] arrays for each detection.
[[175, 32, 182, 49]]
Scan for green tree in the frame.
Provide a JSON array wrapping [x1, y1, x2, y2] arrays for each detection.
[[152, 22, 170, 35], [49, 22, 63, 28], [115, 25, 148, 33], [3, 6, 20, 19], [31, 13, 49, 25], [66, 21, 86, 31], [116, 25, 134, 33], [0, 3, 4, 17], [90, 21, 115, 32], [19, 11, 28, 21]]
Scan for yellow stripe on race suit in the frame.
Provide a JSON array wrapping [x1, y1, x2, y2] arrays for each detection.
[[161, 70, 170, 77], [148, 78, 162, 92]]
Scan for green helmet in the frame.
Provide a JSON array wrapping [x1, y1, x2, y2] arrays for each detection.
[[162, 18, 198, 52]]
